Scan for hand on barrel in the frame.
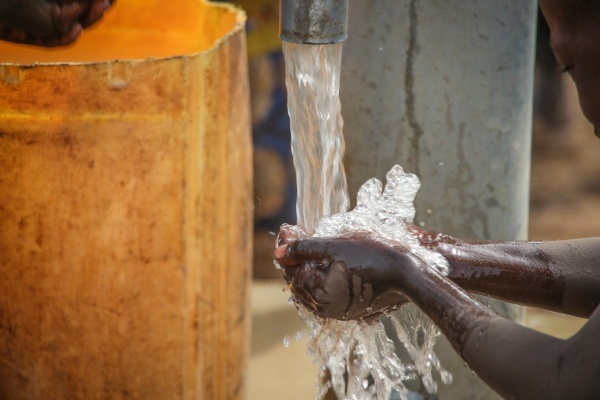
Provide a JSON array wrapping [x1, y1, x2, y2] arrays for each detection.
[[275, 224, 420, 321], [0, 0, 114, 46]]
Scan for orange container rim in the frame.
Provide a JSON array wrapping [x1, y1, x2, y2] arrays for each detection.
[[0, 0, 246, 65]]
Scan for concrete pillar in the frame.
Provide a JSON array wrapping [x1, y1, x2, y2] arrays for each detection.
[[340, 1, 536, 398]]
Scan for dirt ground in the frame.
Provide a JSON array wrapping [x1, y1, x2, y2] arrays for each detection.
[[529, 77, 600, 241]]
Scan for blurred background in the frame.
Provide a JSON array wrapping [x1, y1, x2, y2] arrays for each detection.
[[234, 2, 598, 398]]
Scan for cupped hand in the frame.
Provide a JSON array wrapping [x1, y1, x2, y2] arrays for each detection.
[[275, 225, 420, 321], [0, 0, 114, 47]]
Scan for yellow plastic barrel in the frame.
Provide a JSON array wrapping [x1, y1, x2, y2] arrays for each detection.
[[0, 1, 252, 399]]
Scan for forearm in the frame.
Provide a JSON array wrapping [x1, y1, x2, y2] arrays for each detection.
[[462, 306, 600, 399], [401, 262, 599, 399], [418, 231, 600, 317], [539, 238, 600, 316], [400, 259, 496, 357], [462, 316, 574, 400]]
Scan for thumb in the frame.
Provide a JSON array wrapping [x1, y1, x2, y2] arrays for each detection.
[[280, 237, 344, 264]]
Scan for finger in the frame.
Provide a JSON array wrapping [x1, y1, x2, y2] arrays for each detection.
[[285, 238, 337, 263], [274, 244, 289, 262], [41, 23, 83, 46], [276, 231, 295, 248], [0, 26, 27, 44], [51, 2, 85, 35], [0, 0, 55, 38], [362, 311, 385, 323], [274, 243, 306, 268], [82, 0, 112, 28], [276, 223, 302, 247]]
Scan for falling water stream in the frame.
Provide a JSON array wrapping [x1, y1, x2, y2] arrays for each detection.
[[281, 42, 452, 399], [282, 42, 349, 234]]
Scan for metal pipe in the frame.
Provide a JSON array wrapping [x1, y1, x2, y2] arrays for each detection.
[[279, 0, 348, 44]]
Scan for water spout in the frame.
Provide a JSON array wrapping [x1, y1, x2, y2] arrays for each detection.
[[279, 0, 348, 44]]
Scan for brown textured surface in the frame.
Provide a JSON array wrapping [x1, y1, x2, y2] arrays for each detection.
[[0, 3, 252, 399]]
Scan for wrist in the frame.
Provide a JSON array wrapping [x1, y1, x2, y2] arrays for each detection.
[[412, 226, 455, 249], [409, 225, 459, 274], [384, 247, 431, 299]]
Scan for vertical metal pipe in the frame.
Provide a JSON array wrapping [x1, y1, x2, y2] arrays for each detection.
[[279, 0, 348, 44], [340, 1, 537, 398]]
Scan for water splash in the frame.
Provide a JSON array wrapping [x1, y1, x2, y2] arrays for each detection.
[[314, 165, 448, 275], [291, 168, 452, 399], [297, 305, 452, 400]]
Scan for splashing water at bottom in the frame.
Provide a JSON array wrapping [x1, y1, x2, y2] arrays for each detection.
[[279, 166, 452, 400], [298, 306, 452, 400]]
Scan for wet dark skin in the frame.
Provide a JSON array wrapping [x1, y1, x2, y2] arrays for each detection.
[[0, 0, 114, 46], [276, 1, 600, 399]]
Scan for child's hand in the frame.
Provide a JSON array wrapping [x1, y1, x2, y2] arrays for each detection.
[[275, 225, 416, 321]]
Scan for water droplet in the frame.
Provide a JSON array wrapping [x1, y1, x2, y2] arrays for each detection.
[[295, 331, 304, 341], [366, 307, 373, 313], [419, 221, 426, 227], [427, 209, 433, 214], [287, 297, 294, 305], [378, 46, 383, 51], [440, 370, 453, 384], [362, 379, 369, 389], [283, 335, 290, 348], [282, 287, 287, 294], [438, 161, 444, 166], [358, 294, 364, 303]]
